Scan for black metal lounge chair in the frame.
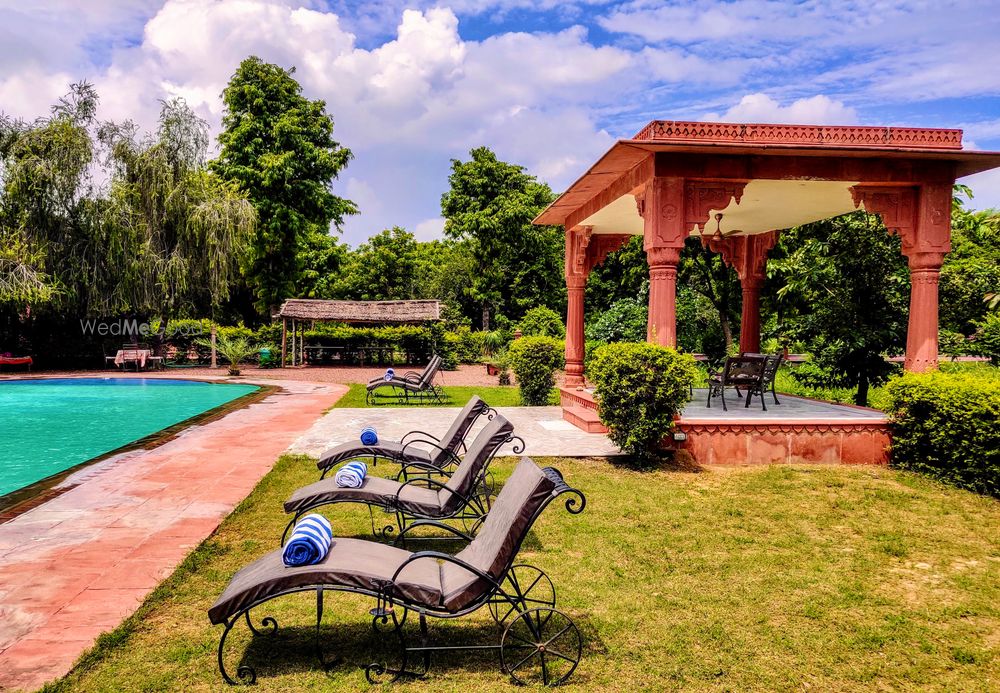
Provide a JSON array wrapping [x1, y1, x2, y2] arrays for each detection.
[[209, 457, 586, 686], [707, 354, 767, 411], [366, 355, 444, 405], [283, 414, 523, 544], [316, 396, 496, 479]]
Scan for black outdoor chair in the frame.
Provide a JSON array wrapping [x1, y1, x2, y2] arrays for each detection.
[[210, 457, 587, 686], [316, 396, 496, 479], [707, 355, 767, 411], [366, 355, 444, 405], [282, 414, 524, 545], [742, 352, 783, 406]]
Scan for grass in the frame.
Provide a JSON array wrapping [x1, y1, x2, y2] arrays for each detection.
[[332, 383, 560, 408], [43, 455, 1000, 692]]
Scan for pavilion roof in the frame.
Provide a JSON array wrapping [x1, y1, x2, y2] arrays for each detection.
[[534, 120, 1000, 229], [276, 299, 441, 324]]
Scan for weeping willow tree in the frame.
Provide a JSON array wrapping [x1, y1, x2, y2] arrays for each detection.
[[101, 99, 256, 337]]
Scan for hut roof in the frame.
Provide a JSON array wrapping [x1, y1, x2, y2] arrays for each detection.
[[275, 299, 441, 324]]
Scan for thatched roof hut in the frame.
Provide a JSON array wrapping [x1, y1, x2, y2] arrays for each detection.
[[276, 299, 441, 325]]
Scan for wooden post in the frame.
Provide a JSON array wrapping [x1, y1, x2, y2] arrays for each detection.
[[281, 318, 287, 367], [291, 319, 296, 366]]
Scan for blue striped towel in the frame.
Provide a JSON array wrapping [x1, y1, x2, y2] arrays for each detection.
[[360, 426, 378, 446], [335, 460, 368, 488], [384, 368, 395, 381], [282, 514, 333, 567]]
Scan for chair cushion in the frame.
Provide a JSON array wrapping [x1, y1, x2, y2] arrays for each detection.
[[317, 440, 433, 470], [284, 476, 442, 516], [208, 540, 442, 624]]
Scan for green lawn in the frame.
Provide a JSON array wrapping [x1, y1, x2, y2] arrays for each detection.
[[44, 456, 999, 692], [331, 383, 559, 408]]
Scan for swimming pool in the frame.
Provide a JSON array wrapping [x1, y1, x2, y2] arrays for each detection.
[[0, 378, 259, 498]]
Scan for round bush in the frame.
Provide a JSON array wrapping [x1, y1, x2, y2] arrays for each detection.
[[517, 307, 565, 339], [588, 342, 697, 466], [585, 298, 647, 343], [507, 336, 563, 405]]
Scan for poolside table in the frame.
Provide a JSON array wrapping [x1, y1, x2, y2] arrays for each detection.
[[115, 348, 153, 371]]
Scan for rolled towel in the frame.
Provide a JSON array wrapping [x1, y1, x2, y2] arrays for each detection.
[[384, 367, 395, 382], [335, 460, 368, 488], [360, 426, 378, 446], [282, 513, 333, 567]]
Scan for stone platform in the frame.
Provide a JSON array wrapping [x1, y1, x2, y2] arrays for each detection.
[[560, 387, 891, 465]]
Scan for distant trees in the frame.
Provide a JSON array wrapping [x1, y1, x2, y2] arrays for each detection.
[[213, 56, 356, 316], [441, 147, 564, 328]]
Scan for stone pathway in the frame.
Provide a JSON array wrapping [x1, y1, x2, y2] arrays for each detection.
[[0, 378, 346, 692], [290, 405, 622, 458]]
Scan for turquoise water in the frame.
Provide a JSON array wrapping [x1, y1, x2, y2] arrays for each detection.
[[0, 378, 259, 497]]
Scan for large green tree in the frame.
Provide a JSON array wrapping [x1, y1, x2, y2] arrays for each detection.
[[441, 147, 563, 328], [940, 187, 1000, 335], [102, 99, 256, 335], [336, 227, 418, 301], [212, 56, 356, 316], [769, 211, 910, 405]]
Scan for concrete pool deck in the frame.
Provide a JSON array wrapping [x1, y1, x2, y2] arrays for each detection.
[[0, 377, 347, 692]]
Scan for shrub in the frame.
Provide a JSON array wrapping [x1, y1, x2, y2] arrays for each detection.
[[588, 342, 698, 466], [975, 313, 1000, 365], [197, 333, 257, 376], [586, 298, 647, 343], [517, 306, 565, 338], [886, 370, 1000, 497], [507, 336, 563, 405]]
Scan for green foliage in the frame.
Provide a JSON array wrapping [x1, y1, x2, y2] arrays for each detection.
[[886, 370, 1000, 497], [441, 147, 564, 327], [974, 312, 1000, 365], [336, 227, 417, 300], [517, 306, 565, 338], [769, 212, 909, 406], [584, 235, 648, 313], [588, 342, 697, 466], [939, 192, 1000, 335], [585, 297, 647, 343], [507, 336, 563, 405], [939, 329, 975, 357], [213, 56, 356, 315], [196, 332, 257, 375], [679, 238, 742, 352]]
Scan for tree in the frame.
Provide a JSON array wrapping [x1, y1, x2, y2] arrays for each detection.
[[940, 188, 1000, 335], [337, 227, 418, 300], [212, 56, 356, 316], [297, 232, 349, 299], [584, 235, 647, 314], [102, 99, 255, 335], [677, 238, 741, 352], [441, 147, 563, 328], [769, 211, 909, 405]]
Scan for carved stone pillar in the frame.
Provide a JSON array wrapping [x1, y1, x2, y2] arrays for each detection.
[[702, 230, 778, 354], [852, 183, 951, 372], [640, 177, 688, 346], [564, 227, 630, 385]]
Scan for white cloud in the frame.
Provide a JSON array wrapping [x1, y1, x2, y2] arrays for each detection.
[[413, 217, 445, 241], [960, 167, 1000, 212], [703, 93, 859, 125]]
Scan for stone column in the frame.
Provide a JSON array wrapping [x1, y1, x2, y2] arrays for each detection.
[[740, 276, 763, 353], [905, 253, 944, 371], [565, 274, 587, 386], [641, 177, 688, 347]]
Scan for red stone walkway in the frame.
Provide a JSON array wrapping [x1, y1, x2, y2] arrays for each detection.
[[0, 378, 346, 691]]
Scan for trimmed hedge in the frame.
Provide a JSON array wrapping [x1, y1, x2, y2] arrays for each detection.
[[588, 342, 697, 466], [886, 370, 1000, 497], [507, 336, 564, 405], [518, 306, 565, 339]]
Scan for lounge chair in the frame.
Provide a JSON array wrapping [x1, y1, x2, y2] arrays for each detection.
[[283, 414, 523, 544], [366, 355, 444, 405], [316, 396, 496, 478], [209, 457, 587, 686], [707, 355, 767, 411]]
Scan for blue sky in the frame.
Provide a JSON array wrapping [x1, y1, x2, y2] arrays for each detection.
[[2, 0, 999, 245]]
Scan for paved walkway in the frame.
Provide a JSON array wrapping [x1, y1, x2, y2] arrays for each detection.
[[290, 405, 622, 458], [0, 378, 346, 692], [681, 390, 887, 421]]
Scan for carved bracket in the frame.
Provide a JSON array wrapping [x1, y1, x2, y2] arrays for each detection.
[[701, 230, 779, 284], [685, 181, 748, 233], [566, 227, 631, 282], [851, 183, 950, 266]]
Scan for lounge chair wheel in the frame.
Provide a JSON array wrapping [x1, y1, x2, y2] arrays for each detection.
[[489, 564, 555, 625], [501, 607, 581, 686]]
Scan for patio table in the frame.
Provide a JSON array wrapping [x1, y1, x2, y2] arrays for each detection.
[[114, 348, 152, 370]]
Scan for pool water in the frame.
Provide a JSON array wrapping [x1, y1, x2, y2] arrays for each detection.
[[0, 378, 259, 497]]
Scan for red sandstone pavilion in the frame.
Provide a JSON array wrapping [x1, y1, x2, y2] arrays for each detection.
[[534, 121, 1000, 461]]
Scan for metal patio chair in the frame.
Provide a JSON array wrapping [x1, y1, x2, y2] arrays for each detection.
[[209, 457, 587, 686]]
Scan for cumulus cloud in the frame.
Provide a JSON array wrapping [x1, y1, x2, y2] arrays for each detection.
[[703, 93, 859, 125]]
